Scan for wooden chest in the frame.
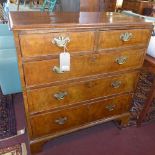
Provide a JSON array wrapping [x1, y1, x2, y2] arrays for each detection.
[[9, 11, 152, 154]]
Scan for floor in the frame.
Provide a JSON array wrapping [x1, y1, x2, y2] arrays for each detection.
[[1, 89, 155, 155], [37, 121, 155, 155], [0, 93, 30, 154]]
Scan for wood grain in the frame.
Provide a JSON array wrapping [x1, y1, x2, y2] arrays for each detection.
[[27, 71, 138, 114], [20, 31, 95, 58], [98, 29, 151, 49], [89, 93, 132, 122], [9, 12, 152, 30], [30, 104, 89, 138], [30, 93, 132, 139], [23, 48, 144, 87]]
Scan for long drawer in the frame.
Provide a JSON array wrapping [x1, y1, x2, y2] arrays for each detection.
[[19, 31, 95, 58], [30, 93, 131, 138], [98, 29, 150, 50], [24, 48, 144, 87], [27, 71, 138, 114]]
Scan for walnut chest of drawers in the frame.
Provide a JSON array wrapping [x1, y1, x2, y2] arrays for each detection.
[[9, 11, 152, 154]]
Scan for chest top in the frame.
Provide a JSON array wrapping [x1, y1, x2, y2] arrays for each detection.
[[9, 11, 152, 30]]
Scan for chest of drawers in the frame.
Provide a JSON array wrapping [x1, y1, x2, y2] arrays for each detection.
[[9, 11, 152, 154]]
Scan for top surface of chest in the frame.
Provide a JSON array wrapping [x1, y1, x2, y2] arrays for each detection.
[[9, 11, 152, 30]]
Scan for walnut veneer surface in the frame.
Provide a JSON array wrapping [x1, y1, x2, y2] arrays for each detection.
[[9, 11, 152, 154]]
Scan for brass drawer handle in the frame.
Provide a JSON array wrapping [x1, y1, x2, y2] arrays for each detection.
[[55, 117, 68, 125], [115, 56, 128, 65], [54, 91, 68, 100], [111, 81, 121, 88], [53, 66, 64, 74], [120, 32, 133, 42], [105, 104, 116, 111], [52, 36, 70, 48]]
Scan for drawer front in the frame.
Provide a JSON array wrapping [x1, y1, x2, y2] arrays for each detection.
[[98, 29, 150, 49], [89, 94, 132, 122], [30, 104, 88, 138], [27, 71, 138, 114], [20, 31, 95, 58], [24, 48, 144, 86]]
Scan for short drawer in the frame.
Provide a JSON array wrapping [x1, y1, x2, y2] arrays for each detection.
[[20, 31, 95, 58], [30, 104, 88, 138], [24, 48, 144, 87], [27, 71, 138, 114], [98, 29, 151, 50], [89, 94, 132, 122]]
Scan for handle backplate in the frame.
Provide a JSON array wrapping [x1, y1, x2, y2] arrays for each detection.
[[111, 81, 121, 88], [120, 32, 133, 42], [52, 36, 70, 48], [115, 56, 128, 65], [105, 104, 116, 111], [54, 91, 68, 100], [55, 117, 68, 125]]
